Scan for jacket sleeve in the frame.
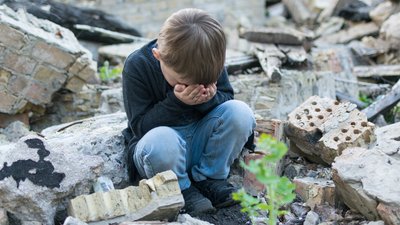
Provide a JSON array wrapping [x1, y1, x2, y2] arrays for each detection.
[[122, 56, 193, 139], [193, 68, 234, 113]]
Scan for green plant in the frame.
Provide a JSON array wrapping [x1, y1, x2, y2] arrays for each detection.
[[99, 61, 122, 82], [359, 93, 373, 107], [232, 134, 296, 225]]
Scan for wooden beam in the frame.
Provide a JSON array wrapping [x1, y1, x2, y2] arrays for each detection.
[[362, 79, 400, 121], [353, 64, 400, 78]]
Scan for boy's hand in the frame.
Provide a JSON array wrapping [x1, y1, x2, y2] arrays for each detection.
[[174, 83, 217, 105]]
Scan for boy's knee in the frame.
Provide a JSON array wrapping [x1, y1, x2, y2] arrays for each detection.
[[135, 126, 184, 170], [223, 100, 255, 129]]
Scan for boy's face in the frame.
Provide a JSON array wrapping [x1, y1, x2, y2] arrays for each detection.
[[152, 47, 190, 87]]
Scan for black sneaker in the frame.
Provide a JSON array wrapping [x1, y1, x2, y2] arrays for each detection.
[[181, 185, 216, 216], [194, 179, 239, 208]]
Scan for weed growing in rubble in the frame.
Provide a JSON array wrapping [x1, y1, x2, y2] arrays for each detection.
[[232, 134, 296, 225], [99, 61, 122, 82]]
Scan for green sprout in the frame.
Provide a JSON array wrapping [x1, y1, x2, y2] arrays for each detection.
[[233, 134, 296, 225], [99, 61, 122, 82]]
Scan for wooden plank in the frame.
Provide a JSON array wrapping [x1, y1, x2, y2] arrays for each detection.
[[353, 64, 400, 78], [240, 27, 306, 45], [3, 0, 142, 43], [362, 79, 400, 121], [252, 43, 286, 82]]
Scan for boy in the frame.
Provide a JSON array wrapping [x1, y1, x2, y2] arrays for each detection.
[[122, 8, 255, 215]]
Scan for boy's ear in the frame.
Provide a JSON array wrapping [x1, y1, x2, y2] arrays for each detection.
[[152, 48, 161, 61]]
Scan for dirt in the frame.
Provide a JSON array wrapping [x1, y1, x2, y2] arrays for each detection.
[[194, 204, 251, 225]]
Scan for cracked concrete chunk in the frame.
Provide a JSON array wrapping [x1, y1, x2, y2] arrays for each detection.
[[0, 136, 103, 225], [332, 145, 400, 224], [68, 171, 184, 224]]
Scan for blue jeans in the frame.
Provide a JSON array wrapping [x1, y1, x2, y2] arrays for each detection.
[[133, 100, 256, 190]]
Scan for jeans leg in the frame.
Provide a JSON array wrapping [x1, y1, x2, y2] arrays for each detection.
[[133, 126, 191, 190], [190, 100, 256, 182]]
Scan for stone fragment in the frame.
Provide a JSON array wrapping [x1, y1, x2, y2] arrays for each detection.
[[0, 208, 8, 225], [282, 0, 316, 24], [98, 42, 148, 65], [365, 221, 385, 225], [68, 171, 184, 224], [285, 96, 375, 165], [304, 211, 319, 225], [370, 1, 400, 25], [373, 122, 400, 159], [380, 12, 400, 50], [0, 112, 29, 129], [293, 177, 335, 208], [63, 217, 88, 225], [376, 203, 400, 225], [332, 146, 400, 223], [98, 88, 124, 115]]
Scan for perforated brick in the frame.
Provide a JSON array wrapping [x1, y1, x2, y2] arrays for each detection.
[[285, 96, 375, 165]]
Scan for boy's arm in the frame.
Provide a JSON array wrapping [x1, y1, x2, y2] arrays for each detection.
[[194, 68, 234, 113]]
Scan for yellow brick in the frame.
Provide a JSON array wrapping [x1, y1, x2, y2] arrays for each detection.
[[68, 195, 90, 222], [103, 190, 125, 217], [85, 192, 107, 221]]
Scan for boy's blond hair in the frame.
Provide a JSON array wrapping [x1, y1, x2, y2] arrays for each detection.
[[157, 8, 226, 85]]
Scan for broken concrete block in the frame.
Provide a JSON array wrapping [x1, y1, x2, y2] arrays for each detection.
[[0, 5, 97, 115], [316, 22, 379, 44], [285, 96, 375, 165], [374, 122, 400, 159], [293, 177, 335, 209], [370, 1, 400, 25], [98, 42, 148, 65], [63, 216, 88, 225], [333, 147, 400, 224], [0, 208, 8, 225], [380, 12, 400, 50], [68, 171, 184, 224], [282, 0, 316, 25]]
